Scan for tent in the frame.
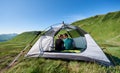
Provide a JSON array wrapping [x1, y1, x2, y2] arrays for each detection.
[[26, 23, 113, 66]]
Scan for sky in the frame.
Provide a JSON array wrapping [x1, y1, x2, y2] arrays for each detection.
[[0, 0, 120, 34]]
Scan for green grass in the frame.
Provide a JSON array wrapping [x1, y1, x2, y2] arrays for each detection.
[[72, 11, 120, 44], [0, 31, 40, 71], [0, 11, 120, 73], [4, 55, 120, 73]]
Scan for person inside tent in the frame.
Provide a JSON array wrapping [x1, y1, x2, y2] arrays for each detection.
[[63, 33, 74, 50], [55, 34, 65, 51]]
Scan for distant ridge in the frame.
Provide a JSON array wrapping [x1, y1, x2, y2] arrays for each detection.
[[0, 33, 17, 42]]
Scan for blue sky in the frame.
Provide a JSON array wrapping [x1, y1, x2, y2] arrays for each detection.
[[0, 0, 120, 34]]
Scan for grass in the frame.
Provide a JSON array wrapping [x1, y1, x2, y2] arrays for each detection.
[[4, 55, 120, 73], [0, 31, 40, 71], [0, 11, 120, 73], [72, 11, 120, 44]]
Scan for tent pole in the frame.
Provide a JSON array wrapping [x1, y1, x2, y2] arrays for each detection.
[[7, 31, 42, 69]]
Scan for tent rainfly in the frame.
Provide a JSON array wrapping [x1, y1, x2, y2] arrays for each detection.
[[26, 23, 113, 66]]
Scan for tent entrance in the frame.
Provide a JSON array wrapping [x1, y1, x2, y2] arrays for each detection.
[[53, 28, 87, 53]]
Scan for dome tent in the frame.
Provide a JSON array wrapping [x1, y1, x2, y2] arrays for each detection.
[[26, 23, 113, 66]]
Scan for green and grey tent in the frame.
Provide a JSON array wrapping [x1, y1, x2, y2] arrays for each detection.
[[26, 23, 112, 66]]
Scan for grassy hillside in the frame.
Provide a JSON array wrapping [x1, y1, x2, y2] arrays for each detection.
[[0, 11, 120, 73], [72, 11, 120, 69], [72, 11, 120, 46], [0, 31, 41, 71]]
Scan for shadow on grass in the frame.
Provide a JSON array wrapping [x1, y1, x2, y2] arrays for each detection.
[[105, 53, 120, 66]]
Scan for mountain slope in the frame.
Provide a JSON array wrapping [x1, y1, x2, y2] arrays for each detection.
[[0, 31, 41, 71], [0, 34, 17, 42], [72, 11, 120, 46]]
